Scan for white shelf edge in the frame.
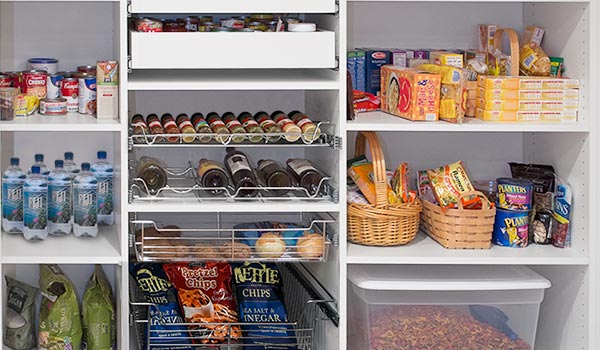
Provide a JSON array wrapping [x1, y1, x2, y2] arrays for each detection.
[[348, 0, 588, 2], [0, 113, 122, 132], [128, 200, 341, 213]]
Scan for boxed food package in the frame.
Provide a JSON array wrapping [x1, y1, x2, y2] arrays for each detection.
[[362, 49, 391, 96], [406, 49, 430, 60], [348, 51, 367, 92], [477, 99, 578, 111], [478, 24, 498, 53], [477, 87, 579, 101], [408, 58, 430, 68], [381, 66, 441, 122], [476, 108, 577, 122], [465, 49, 487, 64], [522, 26, 545, 47], [430, 51, 464, 68], [391, 49, 408, 67], [418, 64, 467, 123], [348, 162, 397, 205], [348, 51, 357, 89], [478, 76, 580, 90], [96, 61, 119, 120]]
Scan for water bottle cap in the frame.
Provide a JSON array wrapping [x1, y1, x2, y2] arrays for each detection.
[[97, 151, 107, 159], [34, 154, 44, 162], [81, 163, 91, 171], [31, 166, 41, 174], [64, 152, 74, 160], [10, 157, 19, 166], [55, 160, 64, 168]]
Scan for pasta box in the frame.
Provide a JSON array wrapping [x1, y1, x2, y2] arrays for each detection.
[[361, 49, 391, 96], [381, 66, 441, 121]]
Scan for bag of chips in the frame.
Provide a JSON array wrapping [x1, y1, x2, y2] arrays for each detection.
[[427, 161, 476, 210], [4, 276, 38, 350], [130, 263, 192, 350], [39, 264, 83, 350], [233, 262, 298, 350], [509, 162, 555, 212], [552, 182, 572, 248], [164, 262, 240, 344], [82, 265, 116, 350], [392, 163, 410, 203]]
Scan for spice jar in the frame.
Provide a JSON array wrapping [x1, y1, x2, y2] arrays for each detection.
[[207, 112, 231, 144], [146, 114, 165, 141], [0, 87, 18, 121], [191, 113, 212, 143], [222, 112, 246, 143], [131, 114, 148, 135], [161, 113, 180, 143], [238, 112, 264, 143], [176, 114, 196, 143], [254, 112, 282, 142], [289, 111, 322, 142], [271, 111, 302, 142]]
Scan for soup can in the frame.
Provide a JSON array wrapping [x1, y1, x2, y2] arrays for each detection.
[[46, 73, 64, 99], [497, 178, 533, 211], [0, 74, 12, 87], [61, 77, 79, 112], [22, 70, 47, 99], [77, 74, 96, 115], [40, 98, 68, 115], [493, 208, 530, 248]]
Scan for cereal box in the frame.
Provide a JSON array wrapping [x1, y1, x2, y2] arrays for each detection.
[[478, 24, 498, 53], [430, 51, 464, 68], [362, 49, 391, 96], [381, 66, 441, 121]]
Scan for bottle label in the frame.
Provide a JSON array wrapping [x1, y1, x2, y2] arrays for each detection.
[[148, 120, 162, 129], [178, 120, 193, 130], [273, 114, 294, 128], [288, 159, 318, 176], [256, 114, 276, 127], [193, 118, 209, 130], [257, 160, 276, 172], [226, 156, 252, 175], [295, 117, 314, 128], [74, 185, 97, 227], [225, 119, 243, 129], [2, 182, 23, 222], [96, 175, 113, 215], [49, 183, 71, 224], [198, 160, 225, 178], [163, 119, 177, 129], [24, 187, 47, 230]]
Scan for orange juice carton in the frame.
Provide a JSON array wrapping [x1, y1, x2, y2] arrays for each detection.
[[381, 66, 441, 121]]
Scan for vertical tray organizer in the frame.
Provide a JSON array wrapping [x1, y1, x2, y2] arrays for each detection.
[[130, 263, 339, 350]]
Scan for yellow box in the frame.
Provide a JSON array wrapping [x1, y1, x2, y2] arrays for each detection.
[[476, 98, 519, 111], [430, 51, 464, 68], [477, 87, 519, 100], [478, 76, 580, 90], [476, 108, 577, 122], [518, 89, 579, 101], [476, 109, 517, 121]]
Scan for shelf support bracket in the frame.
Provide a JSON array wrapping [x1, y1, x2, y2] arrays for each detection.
[[330, 135, 342, 150], [127, 56, 133, 74], [127, 0, 132, 18]]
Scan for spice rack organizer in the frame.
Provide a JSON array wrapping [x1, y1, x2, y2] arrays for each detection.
[[130, 263, 339, 350], [129, 213, 334, 262]]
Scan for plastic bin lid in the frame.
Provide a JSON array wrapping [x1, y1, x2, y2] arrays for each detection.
[[349, 265, 551, 291]]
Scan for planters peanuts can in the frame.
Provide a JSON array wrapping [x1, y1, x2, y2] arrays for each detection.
[[497, 178, 533, 211], [493, 208, 529, 247]]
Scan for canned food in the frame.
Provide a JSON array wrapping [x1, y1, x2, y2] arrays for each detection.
[[136, 17, 163, 32], [22, 70, 47, 99], [61, 77, 78, 112], [77, 65, 96, 75], [497, 178, 533, 211], [221, 18, 245, 29], [27, 58, 58, 74], [198, 22, 218, 32], [0, 75, 12, 87], [200, 16, 213, 24], [250, 14, 274, 22], [77, 74, 96, 115], [57, 71, 78, 78], [39, 98, 68, 115], [493, 208, 530, 248], [5, 72, 23, 91], [248, 22, 267, 32], [46, 73, 64, 99]]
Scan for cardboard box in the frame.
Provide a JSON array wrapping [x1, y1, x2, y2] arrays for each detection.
[[406, 49, 430, 60], [477, 87, 579, 101], [478, 24, 497, 53], [478, 76, 580, 90], [391, 50, 408, 67], [477, 99, 578, 111], [465, 49, 487, 63], [476, 108, 577, 122], [96, 60, 119, 120], [381, 66, 441, 121], [347, 51, 357, 90], [430, 51, 464, 68], [522, 26, 545, 47], [362, 49, 391, 96]]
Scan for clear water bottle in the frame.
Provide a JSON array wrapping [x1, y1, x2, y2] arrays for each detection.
[[91, 151, 114, 226], [28, 154, 50, 178], [23, 166, 48, 240], [63, 152, 80, 175], [48, 160, 72, 235], [2, 157, 25, 233], [73, 163, 98, 237]]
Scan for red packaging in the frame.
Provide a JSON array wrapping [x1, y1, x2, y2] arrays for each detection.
[[164, 262, 240, 344], [0, 75, 12, 87], [61, 77, 79, 112], [5, 72, 23, 91], [22, 70, 47, 99]]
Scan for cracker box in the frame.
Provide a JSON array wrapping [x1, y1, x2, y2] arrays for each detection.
[[478, 24, 498, 53], [96, 60, 119, 120], [430, 51, 464, 68], [381, 66, 441, 121]]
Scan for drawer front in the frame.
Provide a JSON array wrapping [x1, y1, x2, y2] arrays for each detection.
[[130, 32, 337, 69], [130, 0, 336, 13]]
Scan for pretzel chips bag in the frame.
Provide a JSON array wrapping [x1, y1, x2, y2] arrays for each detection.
[[164, 263, 240, 344], [427, 161, 476, 210]]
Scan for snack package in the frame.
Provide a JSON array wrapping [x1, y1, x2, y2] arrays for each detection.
[[4, 277, 39, 350], [381, 66, 441, 122], [82, 265, 116, 350], [348, 162, 397, 205], [520, 43, 551, 76], [417, 170, 437, 204], [487, 49, 512, 76], [509, 162, 556, 212], [353, 90, 380, 114], [478, 24, 498, 53], [427, 161, 476, 210], [522, 26, 545, 47], [391, 163, 410, 203], [232, 262, 297, 350], [552, 182, 572, 248], [164, 262, 240, 344], [531, 209, 553, 245], [130, 263, 192, 350], [39, 264, 83, 350], [430, 51, 464, 68], [418, 64, 467, 123], [550, 57, 564, 77]]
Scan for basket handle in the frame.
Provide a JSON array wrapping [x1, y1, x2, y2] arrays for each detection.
[[457, 191, 491, 210], [354, 131, 388, 207], [493, 27, 520, 76]]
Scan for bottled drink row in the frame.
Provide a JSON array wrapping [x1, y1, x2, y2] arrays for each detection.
[[131, 111, 323, 144], [2, 152, 114, 241], [135, 148, 327, 198]]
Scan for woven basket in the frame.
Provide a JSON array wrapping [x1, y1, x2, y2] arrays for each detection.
[[347, 131, 421, 246], [421, 191, 496, 249]]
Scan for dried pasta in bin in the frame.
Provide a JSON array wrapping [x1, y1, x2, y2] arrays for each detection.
[[418, 64, 467, 123], [520, 43, 551, 77]]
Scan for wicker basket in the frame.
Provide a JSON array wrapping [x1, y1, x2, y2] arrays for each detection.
[[421, 191, 496, 249], [347, 131, 421, 246]]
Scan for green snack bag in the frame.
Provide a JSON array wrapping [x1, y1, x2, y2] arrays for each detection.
[[38, 264, 83, 350], [82, 265, 116, 350], [4, 276, 39, 350]]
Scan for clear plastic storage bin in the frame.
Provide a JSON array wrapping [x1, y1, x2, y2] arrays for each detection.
[[348, 265, 551, 350]]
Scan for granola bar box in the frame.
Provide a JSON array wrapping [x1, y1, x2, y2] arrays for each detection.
[[381, 66, 441, 121]]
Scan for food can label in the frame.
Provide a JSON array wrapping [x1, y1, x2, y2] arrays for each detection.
[[295, 117, 313, 128], [193, 118, 209, 129], [178, 120, 193, 129], [23, 72, 47, 99], [48, 183, 71, 224], [257, 116, 276, 128], [74, 185, 97, 227], [493, 209, 529, 248], [46, 75, 63, 99], [0, 76, 12, 87], [61, 79, 78, 112], [2, 182, 23, 222], [497, 179, 533, 211], [97, 175, 113, 216], [225, 119, 242, 128], [24, 187, 47, 230], [78, 76, 96, 114]]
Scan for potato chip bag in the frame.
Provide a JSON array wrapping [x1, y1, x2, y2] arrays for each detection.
[[5, 277, 39, 350], [427, 161, 475, 209], [82, 265, 115, 350]]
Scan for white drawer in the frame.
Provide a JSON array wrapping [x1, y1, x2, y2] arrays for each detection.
[[130, 0, 336, 13], [129, 31, 337, 69]]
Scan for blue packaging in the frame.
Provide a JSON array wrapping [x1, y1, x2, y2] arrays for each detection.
[[493, 208, 530, 248], [347, 51, 357, 91], [355, 50, 366, 92], [362, 49, 391, 96]]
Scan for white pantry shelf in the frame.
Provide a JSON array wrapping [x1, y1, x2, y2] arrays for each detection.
[[346, 233, 589, 265], [0, 113, 121, 132], [1, 225, 121, 264], [128, 200, 341, 213], [348, 0, 588, 2], [129, 0, 336, 13], [127, 69, 340, 91], [347, 111, 589, 133]]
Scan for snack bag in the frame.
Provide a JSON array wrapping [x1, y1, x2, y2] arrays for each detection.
[[164, 262, 240, 344], [348, 162, 398, 205], [418, 64, 467, 123], [417, 170, 437, 204], [487, 49, 512, 76], [509, 162, 555, 212], [551, 182, 572, 248], [391, 163, 410, 203], [520, 43, 551, 76], [4, 277, 39, 350], [82, 265, 116, 350], [39, 264, 83, 350], [427, 161, 475, 210]]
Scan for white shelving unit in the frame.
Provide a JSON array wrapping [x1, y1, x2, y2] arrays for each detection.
[[0, 0, 597, 349]]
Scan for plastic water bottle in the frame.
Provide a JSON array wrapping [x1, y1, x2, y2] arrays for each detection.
[[23, 166, 48, 240], [28, 154, 50, 178], [48, 160, 72, 235], [63, 152, 80, 176], [73, 163, 98, 237], [91, 151, 114, 226], [2, 158, 26, 233]]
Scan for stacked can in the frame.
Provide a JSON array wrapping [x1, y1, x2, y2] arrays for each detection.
[[493, 178, 534, 248]]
